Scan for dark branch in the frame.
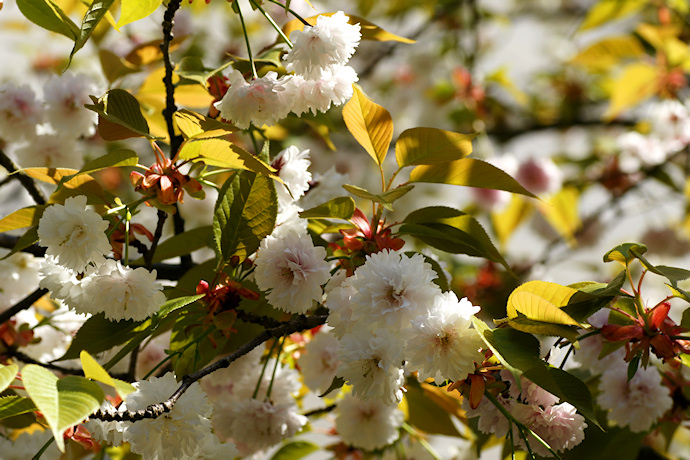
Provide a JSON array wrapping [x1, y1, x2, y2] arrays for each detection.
[[235, 308, 283, 328], [144, 210, 168, 269], [90, 314, 328, 422], [0, 288, 48, 325], [0, 149, 47, 205], [160, 0, 184, 156]]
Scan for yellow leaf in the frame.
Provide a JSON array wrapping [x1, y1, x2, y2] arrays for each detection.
[[80, 351, 135, 399], [0, 206, 44, 233], [117, 0, 162, 28], [486, 67, 528, 105], [507, 280, 581, 326], [174, 109, 237, 140], [570, 36, 645, 72], [178, 137, 279, 180], [342, 85, 393, 166], [604, 62, 659, 120], [283, 13, 415, 44], [395, 127, 475, 168], [538, 187, 580, 247]]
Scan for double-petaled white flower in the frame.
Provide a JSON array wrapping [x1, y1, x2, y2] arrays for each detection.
[[406, 292, 483, 384], [123, 373, 216, 460], [272, 145, 312, 210], [335, 392, 404, 451], [37, 196, 111, 272], [283, 11, 361, 79], [43, 73, 99, 138], [512, 402, 587, 457], [254, 230, 330, 314], [299, 328, 341, 394], [0, 83, 42, 141], [214, 70, 291, 129]]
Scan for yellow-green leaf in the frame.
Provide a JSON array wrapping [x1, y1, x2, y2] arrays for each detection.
[[0, 363, 18, 393], [497, 316, 580, 343], [69, 0, 116, 65], [491, 196, 533, 247], [570, 36, 645, 72], [174, 109, 237, 139], [342, 183, 413, 211], [117, 0, 162, 28], [410, 158, 537, 198], [342, 85, 393, 166], [0, 206, 45, 233], [299, 197, 356, 220], [604, 62, 659, 120], [507, 280, 581, 326], [80, 351, 135, 398], [283, 13, 415, 44], [603, 242, 647, 265], [579, 0, 647, 31], [395, 128, 476, 168], [22, 364, 104, 452], [178, 137, 278, 179], [85, 89, 157, 140], [17, 0, 79, 40]]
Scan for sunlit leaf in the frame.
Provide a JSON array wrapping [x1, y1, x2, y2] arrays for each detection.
[[80, 351, 135, 398], [506, 280, 581, 326], [174, 109, 237, 139], [17, 0, 79, 40], [69, 0, 116, 65], [579, 0, 647, 31], [125, 36, 186, 67], [85, 89, 156, 140], [491, 196, 533, 247], [570, 36, 645, 71], [395, 127, 476, 168], [0, 396, 37, 422], [63, 149, 138, 183], [604, 62, 659, 120], [117, 0, 162, 28], [22, 365, 104, 452], [0, 364, 18, 393], [538, 186, 580, 247], [299, 197, 356, 220], [603, 242, 647, 266], [342, 184, 413, 211], [155, 294, 206, 323], [271, 441, 320, 460], [178, 137, 277, 179], [410, 158, 537, 198], [342, 85, 393, 167], [0, 206, 44, 233], [496, 315, 580, 343]]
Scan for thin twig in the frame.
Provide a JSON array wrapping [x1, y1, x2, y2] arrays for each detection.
[[143, 210, 168, 269], [0, 288, 48, 325], [0, 149, 46, 205], [90, 314, 328, 422], [160, 0, 184, 156]]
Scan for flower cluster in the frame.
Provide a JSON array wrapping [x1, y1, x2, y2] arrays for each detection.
[[214, 11, 360, 129], [37, 196, 165, 322]]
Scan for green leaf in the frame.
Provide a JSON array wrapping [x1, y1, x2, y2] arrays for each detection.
[[405, 379, 462, 437], [342, 184, 414, 211], [213, 170, 278, 264], [57, 313, 145, 361], [342, 85, 393, 166], [178, 138, 278, 178], [319, 376, 345, 397], [2, 226, 39, 260], [506, 280, 581, 326], [59, 149, 138, 188], [80, 351, 135, 399], [0, 396, 37, 421], [603, 242, 647, 265], [522, 365, 602, 429], [395, 127, 476, 168], [496, 315, 580, 343], [399, 206, 511, 272], [69, 0, 116, 65], [22, 365, 104, 452], [0, 205, 45, 233], [271, 441, 320, 460], [409, 158, 537, 198], [85, 89, 157, 141], [17, 0, 79, 40], [155, 294, 206, 323], [147, 226, 213, 264], [0, 364, 18, 393], [579, 0, 647, 31], [174, 109, 237, 139], [299, 197, 356, 220], [117, 0, 163, 28]]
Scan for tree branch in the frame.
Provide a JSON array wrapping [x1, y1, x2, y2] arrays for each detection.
[[0, 288, 48, 325], [90, 314, 328, 422], [160, 0, 184, 156], [0, 148, 47, 205]]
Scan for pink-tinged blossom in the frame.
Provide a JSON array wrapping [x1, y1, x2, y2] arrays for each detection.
[[515, 157, 563, 195], [501, 370, 560, 407], [285, 65, 358, 116], [284, 11, 361, 79], [37, 196, 111, 272], [0, 83, 42, 141], [80, 259, 165, 322], [213, 69, 291, 129], [272, 145, 312, 209], [406, 292, 483, 384], [336, 327, 405, 405], [512, 402, 587, 457], [616, 131, 668, 173], [597, 364, 673, 432], [299, 328, 341, 394], [335, 392, 404, 451], [462, 394, 513, 438], [43, 73, 99, 137], [14, 133, 81, 169], [342, 249, 441, 331], [254, 230, 330, 314], [123, 373, 214, 460], [649, 99, 690, 150]]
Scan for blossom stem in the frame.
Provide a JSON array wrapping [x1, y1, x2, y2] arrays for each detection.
[[236, 1, 258, 80], [249, 0, 293, 48], [401, 423, 442, 460], [265, 335, 286, 401], [253, 337, 279, 399], [266, 0, 310, 26]]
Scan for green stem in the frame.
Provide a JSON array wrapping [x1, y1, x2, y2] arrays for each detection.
[[401, 423, 441, 460], [265, 335, 286, 401], [236, 1, 258, 80], [253, 339, 278, 399], [266, 0, 310, 26], [249, 0, 293, 48]]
